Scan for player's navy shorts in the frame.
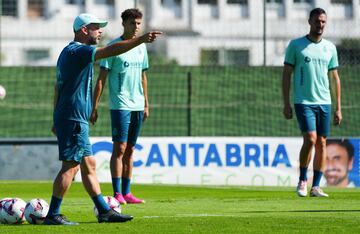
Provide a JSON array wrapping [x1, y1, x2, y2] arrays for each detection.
[[294, 104, 331, 137], [110, 110, 143, 145], [55, 120, 92, 163]]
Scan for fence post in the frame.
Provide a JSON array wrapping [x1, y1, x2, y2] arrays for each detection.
[[187, 71, 192, 136], [263, 0, 267, 66]]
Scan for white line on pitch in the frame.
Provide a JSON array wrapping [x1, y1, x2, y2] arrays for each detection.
[[141, 214, 238, 219]]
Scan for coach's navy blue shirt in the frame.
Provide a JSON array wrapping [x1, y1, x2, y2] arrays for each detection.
[[54, 41, 96, 124]]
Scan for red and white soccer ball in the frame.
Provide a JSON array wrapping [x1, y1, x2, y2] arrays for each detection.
[[24, 198, 49, 224], [93, 196, 121, 218], [0, 85, 6, 100], [0, 198, 26, 224]]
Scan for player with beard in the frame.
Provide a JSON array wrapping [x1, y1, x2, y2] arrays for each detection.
[[44, 13, 161, 225], [325, 139, 355, 188], [282, 8, 342, 197]]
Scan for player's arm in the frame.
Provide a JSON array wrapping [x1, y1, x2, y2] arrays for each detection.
[[51, 84, 58, 135], [142, 71, 149, 121], [90, 68, 108, 125], [329, 69, 342, 125], [94, 31, 162, 61], [282, 64, 294, 119]]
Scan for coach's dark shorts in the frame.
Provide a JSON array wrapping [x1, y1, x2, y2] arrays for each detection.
[[55, 120, 92, 163], [110, 110, 143, 145], [294, 104, 331, 137]]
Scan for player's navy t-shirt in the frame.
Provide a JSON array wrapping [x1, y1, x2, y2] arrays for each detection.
[[54, 41, 96, 124]]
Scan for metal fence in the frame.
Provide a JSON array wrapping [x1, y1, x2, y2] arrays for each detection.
[[0, 0, 359, 137]]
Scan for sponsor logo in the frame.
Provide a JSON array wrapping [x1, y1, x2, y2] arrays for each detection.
[[92, 141, 292, 168]]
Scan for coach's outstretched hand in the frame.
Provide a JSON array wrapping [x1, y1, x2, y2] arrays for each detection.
[[140, 31, 162, 43]]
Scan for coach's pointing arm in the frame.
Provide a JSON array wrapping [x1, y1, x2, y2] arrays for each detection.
[[94, 31, 162, 61]]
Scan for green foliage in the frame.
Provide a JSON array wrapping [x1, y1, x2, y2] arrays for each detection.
[[337, 39, 360, 65], [148, 52, 178, 65], [339, 39, 360, 48], [0, 181, 360, 233]]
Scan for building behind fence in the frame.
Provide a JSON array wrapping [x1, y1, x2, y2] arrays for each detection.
[[1, 0, 360, 66]]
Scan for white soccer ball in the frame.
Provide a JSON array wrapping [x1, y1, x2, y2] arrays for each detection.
[[0, 85, 6, 100], [0, 198, 26, 224], [0, 198, 12, 223], [93, 196, 121, 218], [24, 198, 49, 224]]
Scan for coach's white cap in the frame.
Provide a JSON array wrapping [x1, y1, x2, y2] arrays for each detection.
[[73, 13, 108, 32]]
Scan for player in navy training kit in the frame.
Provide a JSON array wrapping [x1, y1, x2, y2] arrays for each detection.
[[44, 13, 161, 225]]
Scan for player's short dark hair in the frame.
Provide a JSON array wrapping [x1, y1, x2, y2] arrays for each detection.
[[327, 139, 354, 160], [309, 8, 326, 20], [121, 8, 143, 22]]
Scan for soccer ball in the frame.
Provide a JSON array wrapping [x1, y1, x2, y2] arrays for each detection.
[[0, 198, 26, 224], [24, 198, 49, 224], [0, 85, 6, 100], [93, 196, 121, 218], [0, 198, 12, 223], [0, 197, 12, 208]]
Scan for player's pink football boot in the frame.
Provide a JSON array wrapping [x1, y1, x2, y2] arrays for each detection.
[[114, 192, 127, 205], [123, 193, 145, 204]]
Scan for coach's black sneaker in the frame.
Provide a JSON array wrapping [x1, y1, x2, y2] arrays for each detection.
[[98, 209, 133, 223], [43, 214, 79, 225]]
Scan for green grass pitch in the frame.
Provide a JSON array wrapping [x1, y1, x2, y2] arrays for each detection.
[[0, 181, 360, 233]]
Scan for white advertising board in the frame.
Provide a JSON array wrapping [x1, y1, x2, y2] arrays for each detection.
[[75, 137, 306, 186]]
